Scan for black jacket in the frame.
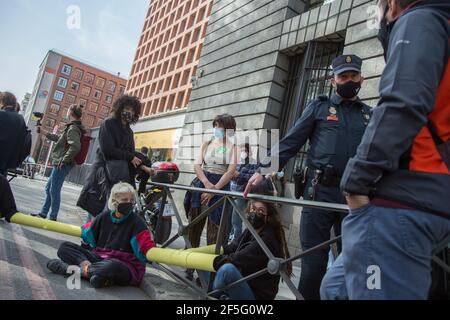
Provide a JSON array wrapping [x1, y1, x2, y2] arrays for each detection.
[[77, 117, 136, 216], [341, 0, 450, 218], [261, 94, 371, 176], [0, 107, 30, 174], [213, 226, 282, 300]]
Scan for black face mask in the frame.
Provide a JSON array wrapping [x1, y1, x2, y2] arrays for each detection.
[[377, 3, 394, 61], [336, 80, 361, 99], [117, 202, 134, 215], [122, 111, 134, 123], [248, 212, 266, 229]]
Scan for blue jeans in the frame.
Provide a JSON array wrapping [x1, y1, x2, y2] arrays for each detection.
[[40, 165, 73, 220], [212, 264, 255, 300], [320, 204, 450, 300], [229, 198, 247, 242]]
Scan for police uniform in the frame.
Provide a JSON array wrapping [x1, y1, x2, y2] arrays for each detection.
[[261, 55, 372, 300]]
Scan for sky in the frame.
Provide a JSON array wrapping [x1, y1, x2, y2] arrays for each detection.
[[0, 0, 149, 103]]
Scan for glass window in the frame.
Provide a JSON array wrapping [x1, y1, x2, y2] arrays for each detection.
[[93, 90, 102, 100], [66, 94, 76, 104], [95, 77, 106, 88], [119, 86, 126, 95], [84, 73, 95, 85], [54, 90, 64, 101], [45, 118, 56, 128], [100, 105, 110, 116], [49, 104, 60, 114], [105, 94, 113, 104], [74, 69, 83, 80], [79, 99, 87, 107], [57, 77, 68, 88], [84, 115, 95, 127], [61, 64, 72, 75], [81, 86, 91, 97], [106, 81, 117, 92], [70, 82, 80, 92], [88, 102, 99, 113]]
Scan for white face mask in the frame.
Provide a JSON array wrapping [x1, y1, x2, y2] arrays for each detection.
[[241, 152, 248, 160]]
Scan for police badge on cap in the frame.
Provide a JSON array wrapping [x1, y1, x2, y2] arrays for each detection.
[[332, 55, 362, 75]]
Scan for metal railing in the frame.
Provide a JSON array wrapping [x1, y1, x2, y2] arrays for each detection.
[[144, 181, 349, 300]]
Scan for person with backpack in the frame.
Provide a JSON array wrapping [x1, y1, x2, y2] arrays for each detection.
[[33, 104, 86, 221], [0, 91, 31, 176]]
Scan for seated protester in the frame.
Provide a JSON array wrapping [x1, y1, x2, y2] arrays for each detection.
[[211, 183, 293, 300], [0, 174, 18, 222], [47, 182, 156, 288]]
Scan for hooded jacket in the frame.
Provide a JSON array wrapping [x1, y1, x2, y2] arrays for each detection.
[[341, 0, 450, 218]]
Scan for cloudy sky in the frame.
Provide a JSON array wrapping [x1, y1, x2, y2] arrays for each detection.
[[0, 0, 149, 102]]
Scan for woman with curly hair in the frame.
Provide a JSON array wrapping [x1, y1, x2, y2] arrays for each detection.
[[77, 95, 143, 219]]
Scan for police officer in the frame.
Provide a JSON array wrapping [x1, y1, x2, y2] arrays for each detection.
[[244, 54, 372, 300]]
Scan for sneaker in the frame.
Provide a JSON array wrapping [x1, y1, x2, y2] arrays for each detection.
[[31, 213, 46, 219], [47, 259, 69, 275], [90, 275, 112, 288], [49, 217, 57, 222]]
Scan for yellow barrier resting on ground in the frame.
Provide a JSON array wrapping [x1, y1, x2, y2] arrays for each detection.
[[10, 213, 82, 238], [10, 212, 218, 272], [146, 248, 217, 272]]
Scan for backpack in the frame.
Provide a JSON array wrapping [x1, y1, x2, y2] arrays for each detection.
[[74, 134, 92, 165]]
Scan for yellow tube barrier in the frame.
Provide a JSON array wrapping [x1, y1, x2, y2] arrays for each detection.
[[146, 248, 217, 272], [10, 213, 82, 238], [10, 213, 219, 272], [185, 244, 224, 255]]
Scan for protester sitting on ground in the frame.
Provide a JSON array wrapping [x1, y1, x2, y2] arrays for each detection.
[[47, 182, 156, 288], [0, 173, 18, 222], [209, 182, 293, 300], [32, 104, 85, 222]]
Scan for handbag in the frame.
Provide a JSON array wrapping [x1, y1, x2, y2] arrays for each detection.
[[104, 159, 131, 185]]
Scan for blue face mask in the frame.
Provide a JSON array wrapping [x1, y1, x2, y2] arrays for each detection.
[[213, 128, 225, 139]]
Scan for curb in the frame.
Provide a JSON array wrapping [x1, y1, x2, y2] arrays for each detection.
[[139, 275, 157, 300]]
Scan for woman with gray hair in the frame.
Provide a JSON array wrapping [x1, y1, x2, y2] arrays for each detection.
[[47, 182, 156, 288]]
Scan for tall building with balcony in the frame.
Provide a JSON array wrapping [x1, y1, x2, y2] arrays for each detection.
[[126, 0, 214, 162], [25, 49, 127, 163]]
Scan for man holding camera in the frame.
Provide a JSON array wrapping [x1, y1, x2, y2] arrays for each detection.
[[244, 55, 371, 300]]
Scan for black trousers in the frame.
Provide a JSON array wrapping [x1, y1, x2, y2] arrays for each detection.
[[298, 179, 347, 300], [0, 174, 17, 222], [57, 242, 132, 286]]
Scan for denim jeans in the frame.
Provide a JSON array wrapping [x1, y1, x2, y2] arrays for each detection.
[[229, 198, 247, 242], [212, 263, 255, 300], [320, 204, 450, 300], [40, 165, 73, 220]]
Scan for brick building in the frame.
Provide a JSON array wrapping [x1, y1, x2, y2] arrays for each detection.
[[24, 49, 127, 163]]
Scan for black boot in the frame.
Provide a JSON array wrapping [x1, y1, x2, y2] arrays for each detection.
[[47, 259, 69, 275], [90, 275, 112, 288]]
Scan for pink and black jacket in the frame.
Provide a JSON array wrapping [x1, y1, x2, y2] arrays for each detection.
[[81, 211, 156, 286]]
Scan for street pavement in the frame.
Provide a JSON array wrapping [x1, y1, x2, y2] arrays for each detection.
[[1, 176, 299, 300]]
